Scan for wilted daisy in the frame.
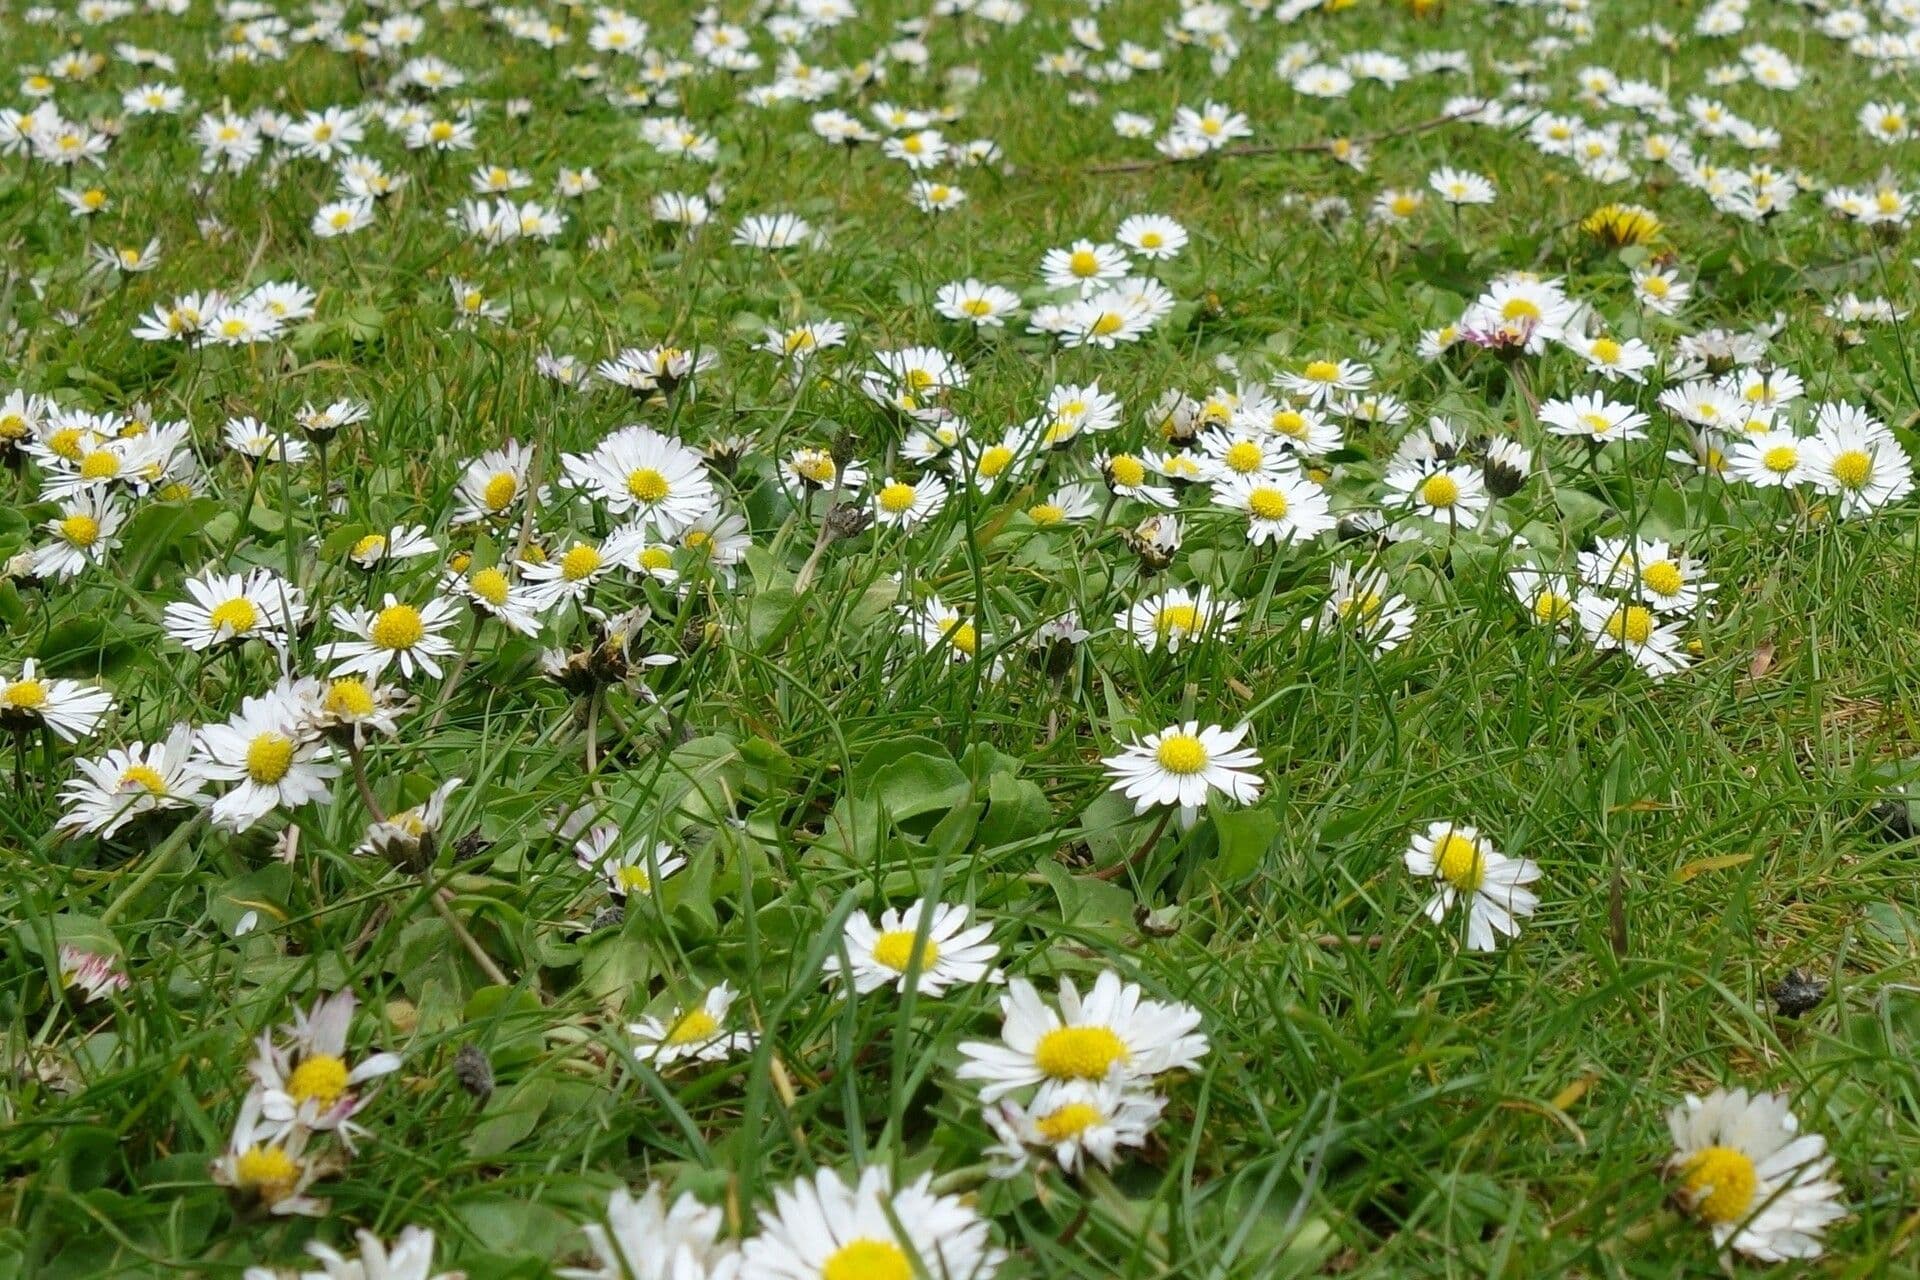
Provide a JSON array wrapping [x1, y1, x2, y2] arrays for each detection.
[[985, 1074, 1166, 1177], [741, 1165, 1003, 1280], [57, 724, 204, 838], [1667, 1088, 1846, 1261], [251, 991, 402, 1142], [825, 900, 1001, 997], [629, 982, 756, 1067], [1403, 821, 1541, 952], [190, 688, 339, 832], [557, 1183, 741, 1280], [957, 971, 1208, 1101], [319, 595, 461, 680], [358, 778, 464, 868], [163, 568, 306, 651], [1118, 586, 1242, 653], [1102, 721, 1263, 818], [1, 660, 113, 743]]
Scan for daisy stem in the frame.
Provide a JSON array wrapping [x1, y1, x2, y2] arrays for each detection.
[[1089, 807, 1174, 882], [348, 742, 385, 822], [792, 504, 837, 594], [427, 886, 512, 988]]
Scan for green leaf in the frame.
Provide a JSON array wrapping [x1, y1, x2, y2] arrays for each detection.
[[1207, 804, 1281, 887]]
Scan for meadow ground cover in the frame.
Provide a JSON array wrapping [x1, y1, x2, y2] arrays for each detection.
[[9, 0, 1920, 1273]]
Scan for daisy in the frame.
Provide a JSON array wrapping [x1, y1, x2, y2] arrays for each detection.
[[318, 595, 462, 680], [741, 1165, 1004, 1280], [1317, 564, 1416, 652], [1540, 393, 1650, 443], [1575, 594, 1692, 678], [445, 564, 542, 636], [450, 442, 532, 524], [277, 1226, 460, 1280], [1211, 471, 1335, 545], [1, 661, 112, 743], [1403, 821, 1541, 952], [1099, 451, 1175, 507], [1428, 166, 1496, 205], [59, 946, 130, 1003], [557, 1183, 741, 1280], [1115, 213, 1187, 260], [1060, 292, 1152, 348], [190, 688, 338, 832], [1198, 427, 1293, 482], [1667, 1088, 1846, 1261], [1804, 420, 1915, 516], [312, 197, 375, 238], [1726, 429, 1809, 488], [935, 278, 1021, 328], [1579, 537, 1716, 614], [32, 490, 124, 580], [909, 180, 967, 213], [985, 1074, 1166, 1177], [1038, 381, 1123, 445], [957, 970, 1209, 1101], [359, 778, 464, 867], [1102, 721, 1263, 818], [573, 824, 686, 899], [519, 531, 645, 611], [224, 417, 312, 463], [1025, 483, 1101, 527], [871, 474, 948, 530], [760, 320, 848, 362], [629, 982, 757, 1067], [1119, 586, 1242, 654], [1040, 239, 1130, 293], [1507, 569, 1577, 629], [1383, 462, 1489, 524], [346, 526, 439, 571], [211, 1092, 326, 1217], [163, 568, 306, 651], [780, 447, 867, 498], [566, 426, 715, 533], [1633, 266, 1691, 314], [56, 724, 205, 838], [1573, 333, 1658, 384], [825, 900, 1001, 997], [900, 595, 988, 664], [1275, 358, 1371, 408], [251, 991, 402, 1142]]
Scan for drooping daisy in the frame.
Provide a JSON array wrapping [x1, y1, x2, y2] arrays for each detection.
[[1102, 721, 1263, 818], [1, 660, 113, 743], [780, 447, 867, 499], [1098, 451, 1175, 507], [984, 1073, 1166, 1177], [251, 991, 402, 1143], [900, 595, 989, 665], [1667, 1088, 1846, 1261], [56, 724, 205, 838], [1024, 483, 1101, 528], [1575, 594, 1692, 678], [1118, 586, 1242, 654], [825, 900, 1001, 997], [629, 982, 757, 1067], [557, 1183, 742, 1280], [1403, 821, 1541, 952], [347, 525, 440, 570], [190, 688, 339, 833], [957, 971, 1209, 1101], [164, 568, 306, 651], [741, 1165, 1004, 1280], [358, 778, 465, 868], [318, 595, 462, 680]]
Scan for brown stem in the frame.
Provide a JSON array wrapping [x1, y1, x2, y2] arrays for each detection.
[[1088, 808, 1175, 882]]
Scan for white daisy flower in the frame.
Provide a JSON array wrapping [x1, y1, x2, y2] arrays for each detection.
[[1117, 586, 1242, 654], [1667, 1088, 1846, 1262], [557, 1182, 741, 1280], [573, 824, 686, 899], [1403, 821, 1541, 952], [984, 1072, 1167, 1177], [1575, 594, 1692, 679], [1211, 471, 1335, 545], [190, 688, 339, 833], [564, 424, 715, 534], [824, 899, 1001, 997], [629, 982, 757, 1067], [1101, 721, 1263, 817], [957, 970, 1209, 1101], [318, 595, 462, 681], [251, 990, 402, 1144], [163, 568, 306, 651], [56, 724, 205, 838], [1, 660, 113, 743]]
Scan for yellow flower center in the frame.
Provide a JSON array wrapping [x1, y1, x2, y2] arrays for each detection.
[[119, 763, 167, 794], [905, 368, 935, 393], [1533, 592, 1572, 625], [1247, 486, 1289, 521], [59, 514, 101, 547], [961, 298, 993, 316], [978, 445, 1014, 478], [1641, 561, 1684, 597], [1139, 231, 1164, 248], [369, 604, 426, 650], [878, 481, 918, 514], [209, 597, 259, 635], [1223, 441, 1264, 473], [795, 454, 837, 484], [478, 470, 518, 511], [1068, 248, 1099, 277], [3, 679, 48, 710], [870, 929, 940, 972], [79, 449, 120, 480], [351, 534, 387, 561], [639, 547, 673, 572], [822, 1238, 911, 1280], [245, 732, 295, 785], [1033, 1025, 1131, 1081], [1090, 311, 1125, 336], [1604, 605, 1655, 646], [0, 412, 25, 440], [1642, 276, 1670, 298], [1155, 603, 1200, 636], [942, 618, 978, 655], [1501, 298, 1542, 323], [234, 1144, 299, 1200], [285, 1053, 351, 1108], [1107, 455, 1146, 488], [1303, 360, 1340, 383], [1035, 1101, 1104, 1142], [1830, 449, 1873, 489], [684, 529, 712, 550], [927, 185, 951, 202], [1419, 474, 1461, 508], [559, 542, 603, 581], [1580, 413, 1613, 435], [627, 467, 670, 503], [1590, 337, 1621, 364], [616, 865, 652, 894], [1028, 502, 1065, 526], [469, 567, 511, 606], [1678, 1146, 1758, 1225], [1271, 410, 1307, 439], [325, 678, 376, 719], [1762, 445, 1798, 474], [665, 1006, 719, 1045], [429, 120, 455, 141], [48, 427, 85, 460], [1154, 733, 1209, 775], [1434, 832, 1485, 891]]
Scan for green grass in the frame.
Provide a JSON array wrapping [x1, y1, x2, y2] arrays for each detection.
[[6, 0, 1920, 1275]]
